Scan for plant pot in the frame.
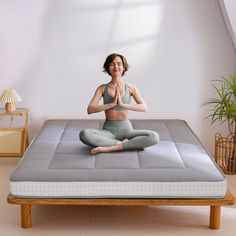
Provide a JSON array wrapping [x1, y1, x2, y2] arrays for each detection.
[[227, 158, 236, 173], [215, 133, 236, 174]]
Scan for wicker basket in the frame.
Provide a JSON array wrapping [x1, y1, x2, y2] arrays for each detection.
[[215, 133, 236, 174]]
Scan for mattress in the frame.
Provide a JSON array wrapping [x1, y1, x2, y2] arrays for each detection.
[[9, 119, 227, 198]]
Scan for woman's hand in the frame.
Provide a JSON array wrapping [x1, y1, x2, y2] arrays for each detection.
[[116, 86, 124, 107], [111, 86, 119, 107], [111, 86, 123, 108]]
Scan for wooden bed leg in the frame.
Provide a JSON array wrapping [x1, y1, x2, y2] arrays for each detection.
[[209, 205, 221, 230], [21, 204, 32, 228]]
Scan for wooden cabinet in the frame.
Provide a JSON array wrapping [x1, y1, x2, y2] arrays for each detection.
[[0, 108, 29, 157]]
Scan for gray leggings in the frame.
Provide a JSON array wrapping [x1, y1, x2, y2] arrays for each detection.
[[79, 120, 159, 150]]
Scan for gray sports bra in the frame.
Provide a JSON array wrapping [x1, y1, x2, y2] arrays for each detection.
[[103, 84, 131, 110]]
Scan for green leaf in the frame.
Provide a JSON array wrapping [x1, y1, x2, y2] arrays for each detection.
[[202, 74, 236, 133]]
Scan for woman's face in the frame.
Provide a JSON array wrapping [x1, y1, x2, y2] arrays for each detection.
[[109, 56, 124, 77]]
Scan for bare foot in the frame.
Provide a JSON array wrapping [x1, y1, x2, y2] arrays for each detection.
[[91, 147, 104, 155], [91, 143, 123, 155]]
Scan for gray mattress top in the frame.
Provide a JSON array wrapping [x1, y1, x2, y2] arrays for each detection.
[[9, 119, 225, 183]]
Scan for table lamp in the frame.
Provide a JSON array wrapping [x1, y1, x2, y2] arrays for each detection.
[[0, 88, 22, 112]]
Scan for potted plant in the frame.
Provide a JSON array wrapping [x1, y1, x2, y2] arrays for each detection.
[[203, 74, 236, 173]]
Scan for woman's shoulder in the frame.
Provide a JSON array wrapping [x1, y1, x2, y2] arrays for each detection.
[[96, 84, 107, 94]]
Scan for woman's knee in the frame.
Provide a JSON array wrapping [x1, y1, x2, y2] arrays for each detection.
[[79, 129, 92, 143], [149, 131, 159, 145]]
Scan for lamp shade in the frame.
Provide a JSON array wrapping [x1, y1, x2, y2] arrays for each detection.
[[0, 88, 22, 112], [0, 88, 22, 103]]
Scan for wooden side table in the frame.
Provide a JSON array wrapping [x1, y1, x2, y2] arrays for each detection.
[[0, 108, 29, 157]]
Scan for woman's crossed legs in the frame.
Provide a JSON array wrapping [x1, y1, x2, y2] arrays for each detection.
[[79, 128, 159, 155]]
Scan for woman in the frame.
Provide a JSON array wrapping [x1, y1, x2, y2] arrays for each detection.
[[79, 53, 159, 155]]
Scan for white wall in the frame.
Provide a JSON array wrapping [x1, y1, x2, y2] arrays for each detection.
[[0, 0, 236, 155]]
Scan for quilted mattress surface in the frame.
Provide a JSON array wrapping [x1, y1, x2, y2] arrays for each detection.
[[9, 119, 227, 198]]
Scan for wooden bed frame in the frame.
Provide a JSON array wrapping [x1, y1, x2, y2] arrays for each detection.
[[7, 190, 235, 229]]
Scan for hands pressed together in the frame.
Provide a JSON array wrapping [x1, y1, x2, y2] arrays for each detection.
[[112, 86, 124, 107]]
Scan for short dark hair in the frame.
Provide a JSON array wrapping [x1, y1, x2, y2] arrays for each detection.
[[103, 53, 129, 76]]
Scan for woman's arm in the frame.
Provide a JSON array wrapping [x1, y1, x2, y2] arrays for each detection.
[[87, 85, 117, 114], [117, 84, 147, 112]]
